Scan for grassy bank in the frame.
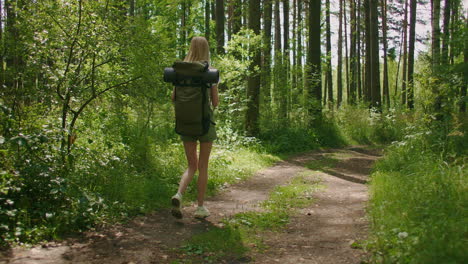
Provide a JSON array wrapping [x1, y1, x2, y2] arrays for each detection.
[[366, 120, 468, 263]]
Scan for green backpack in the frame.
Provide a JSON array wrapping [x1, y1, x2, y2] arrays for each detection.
[[172, 61, 213, 137]]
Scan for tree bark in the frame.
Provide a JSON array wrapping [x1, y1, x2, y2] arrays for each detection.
[[407, 0, 417, 109], [460, 13, 467, 113], [432, 0, 441, 67], [349, 0, 357, 105], [441, 0, 450, 64], [337, 0, 343, 107], [246, 0, 261, 136], [232, 0, 242, 35], [297, 0, 303, 93], [402, 0, 408, 106], [364, 0, 371, 103], [381, 0, 390, 107], [205, 0, 211, 41], [344, 0, 350, 104], [306, 0, 322, 118], [274, 0, 281, 52], [216, 0, 225, 54], [326, 0, 333, 106], [357, 0, 362, 101], [262, 0, 273, 107], [369, 0, 381, 108]]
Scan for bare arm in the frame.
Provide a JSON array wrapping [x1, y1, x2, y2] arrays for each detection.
[[211, 84, 219, 108], [171, 87, 175, 102]]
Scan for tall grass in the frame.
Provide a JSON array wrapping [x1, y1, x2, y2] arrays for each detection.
[[367, 119, 468, 263]]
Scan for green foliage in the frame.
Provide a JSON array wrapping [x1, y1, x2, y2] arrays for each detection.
[[366, 118, 467, 263], [335, 104, 408, 144]]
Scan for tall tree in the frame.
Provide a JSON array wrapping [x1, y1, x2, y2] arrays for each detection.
[[232, 0, 242, 36], [283, 0, 290, 73], [283, 0, 290, 117], [349, 0, 357, 104], [205, 0, 211, 41], [431, 0, 442, 116], [262, 0, 273, 107], [344, 0, 350, 103], [381, 0, 390, 107], [357, 0, 362, 101], [273, 0, 282, 112], [441, 0, 450, 64], [216, 0, 225, 54], [369, 0, 381, 108], [337, 0, 344, 106], [364, 0, 371, 103], [246, 0, 261, 135], [274, 0, 281, 52], [401, 0, 408, 106], [407, 0, 417, 109], [296, 0, 303, 93], [461, 16, 467, 113], [326, 0, 333, 106], [431, 0, 441, 67], [306, 0, 322, 118]]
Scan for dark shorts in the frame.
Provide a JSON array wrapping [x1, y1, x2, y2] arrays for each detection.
[[180, 123, 217, 142]]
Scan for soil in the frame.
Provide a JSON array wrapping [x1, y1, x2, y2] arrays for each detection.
[[0, 146, 381, 264]]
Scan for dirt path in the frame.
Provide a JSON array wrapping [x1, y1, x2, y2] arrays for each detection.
[[0, 146, 381, 264]]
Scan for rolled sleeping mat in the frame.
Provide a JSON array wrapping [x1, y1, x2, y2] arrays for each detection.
[[163, 67, 177, 83], [163, 68, 219, 84]]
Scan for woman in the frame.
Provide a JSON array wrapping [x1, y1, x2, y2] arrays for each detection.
[[170, 37, 219, 219]]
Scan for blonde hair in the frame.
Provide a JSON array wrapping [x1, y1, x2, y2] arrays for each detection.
[[184, 37, 210, 63]]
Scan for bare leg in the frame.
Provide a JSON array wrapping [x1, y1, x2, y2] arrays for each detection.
[[197, 141, 213, 206], [177, 141, 198, 194]]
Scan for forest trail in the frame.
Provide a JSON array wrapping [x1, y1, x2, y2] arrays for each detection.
[[1, 146, 381, 264]]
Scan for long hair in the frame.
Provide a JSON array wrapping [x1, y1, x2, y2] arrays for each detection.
[[184, 37, 210, 63]]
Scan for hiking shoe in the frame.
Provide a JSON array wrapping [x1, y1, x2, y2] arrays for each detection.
[[194, 206, 210, 219], [171, 193, 183, 219]]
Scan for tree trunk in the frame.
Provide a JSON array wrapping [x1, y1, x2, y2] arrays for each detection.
[[292, 0, 297, 101], [205, 0, 211, 41], [307, 0, 322, 118], [407, 0, 417, 109], [262, 0, 273, 108], [441, 0, 450, 64], [216, 0, 225, 54], [232, 0, 242, 35], [273, 0, 282, 114], [297, 0, 303, 94], [246, 0, 261, 136], [381, 0, 390, 107], [181, 1, 187, 56], [274, 0, 281, 52], [357, 0, 362, 101], [432, 0, 441, 67], [283, 0, 290, 71], [283, 0, 290, 118], [0, 0, 3, 91], [364, 0, 371, 103], [337, 0, 343, 107], [449, 0, 459, 64], [344, 0, 350, 104], [369, 0, 381, 109], [326, 0, 333, 106], [349, 0, 357, 105], [460, 13, 467, 113], [402, 0, 408, 106]]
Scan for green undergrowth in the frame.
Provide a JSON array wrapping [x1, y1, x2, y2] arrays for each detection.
[[176, 171, 322, 263], [366, 120, 468, 263]]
